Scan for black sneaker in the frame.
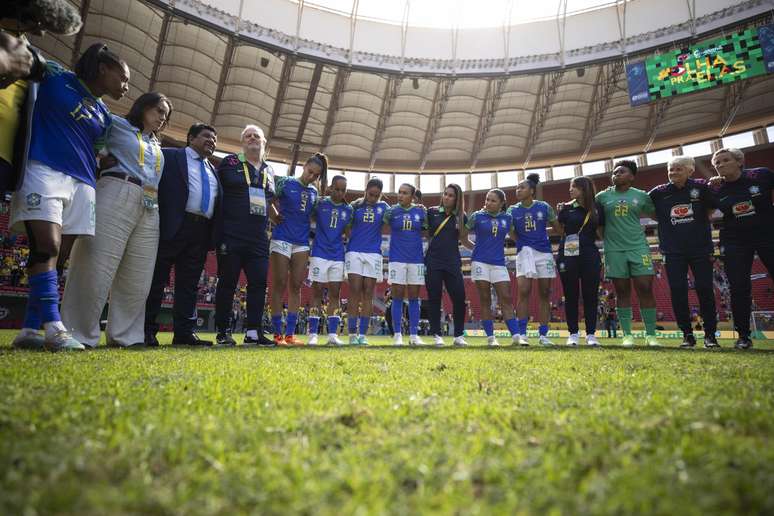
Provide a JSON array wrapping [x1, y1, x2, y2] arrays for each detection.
[[680, 334, 697, 349], [703, 336, 720, 349], [734, 337, 753, 350], [216, 332, 237, 347], [244, 334, 275, 347]]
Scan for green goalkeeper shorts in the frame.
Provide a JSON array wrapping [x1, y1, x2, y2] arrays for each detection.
[[604, 248, 654, 278]]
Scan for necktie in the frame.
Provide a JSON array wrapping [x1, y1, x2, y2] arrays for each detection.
[[199, 158, 210, 214]]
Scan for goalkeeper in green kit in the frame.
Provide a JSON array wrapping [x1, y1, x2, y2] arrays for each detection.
[[596, 160, 660, 346]]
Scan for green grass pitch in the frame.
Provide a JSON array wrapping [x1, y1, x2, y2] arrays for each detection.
[[1, 330, 773, 514]]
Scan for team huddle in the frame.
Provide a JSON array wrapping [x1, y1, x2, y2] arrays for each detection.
[[4, 43, 774, 352]]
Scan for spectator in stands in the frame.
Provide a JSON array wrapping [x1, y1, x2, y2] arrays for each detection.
[[648, 155, 719, 348], [60, 92, 172, 348], [425, 183, 468, 347], [144, 123, 220, 346], [509, 174, 561, 346], [212, 125, 274, 346], [10, 43, 129, 351], [268, 153, 323, 345], [710, 147, 774, 349], [345, 178, 389, 345], [385, 183, 428, 346], [556, 176, 602, 346], [463, 188, 519, 346], [596, 160, 660, 347], [306, 174, 351, 346]]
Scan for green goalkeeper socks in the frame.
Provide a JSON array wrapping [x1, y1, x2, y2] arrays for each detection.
[[641, 307, 657, 336], [618, 307, 633, 335]]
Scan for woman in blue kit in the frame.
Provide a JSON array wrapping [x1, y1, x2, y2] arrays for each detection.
[[345, 177, 389, 345], [555, 176, 602, 347], [464, 188, 520, 347], [384, 183, 428, 346], [10, 42, 129, 351], [307, 175, 353, 346], [508, 173, 561, 346], [425, 183, 468, 347], [268, 153, 324, 346]]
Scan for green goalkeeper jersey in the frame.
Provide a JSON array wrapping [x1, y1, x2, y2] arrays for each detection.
[[596, 186, 655, 252]]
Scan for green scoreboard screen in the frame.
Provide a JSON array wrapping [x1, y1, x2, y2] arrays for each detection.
[[627, 26, 773, 106]]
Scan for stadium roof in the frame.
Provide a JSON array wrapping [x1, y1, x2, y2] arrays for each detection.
[[31, 0, 774, 174]]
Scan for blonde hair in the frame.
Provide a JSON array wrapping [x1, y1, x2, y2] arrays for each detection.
[[668, 155, 695, 171], [711, 147, 744, 164], [240, 124, 266, 141]]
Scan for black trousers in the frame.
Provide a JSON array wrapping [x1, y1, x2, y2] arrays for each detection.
[[558, 250, 601, 335], [721, 238, 774, 338], [425, 265, 466, 337], [145, 217, 210, 337], [663, 253, 717, 336], [214, 244, 269, 332]]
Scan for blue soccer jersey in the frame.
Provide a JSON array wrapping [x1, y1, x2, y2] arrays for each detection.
[[28, 61, 112, 187], [384, 204, 427, 264], [507, 200, 556, 253], [347, 200, 390, 254], [311, 197, 353, 261], [466, 210, 512, 266], [272, 176, 318, 245]]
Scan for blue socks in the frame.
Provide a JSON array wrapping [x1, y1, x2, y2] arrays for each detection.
[[348, 315, 358, 335], [271, 314, 282, 335], [358, 316, 369, 336], [31, 270, 60, 324], [505, 318, 519, 336], [408, 299, 420, 335], [482, 319, 494, 337], [391, 298, 403, 334], [308, 316, 320, 334], [539, 324, 549, 337], [327, 316, 340, 335], [286, 312, 298, 336], [518, 318, 529, 335]]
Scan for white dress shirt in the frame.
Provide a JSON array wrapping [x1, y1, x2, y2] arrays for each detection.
[[184, 146, 217, 219]]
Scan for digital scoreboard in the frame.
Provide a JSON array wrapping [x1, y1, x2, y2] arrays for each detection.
[[627, 24, 774, 106]]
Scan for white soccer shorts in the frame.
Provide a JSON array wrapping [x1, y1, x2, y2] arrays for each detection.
[[388, 261, 425, 285], [470, 261, 511, 284], [308, 256, 345, 283], [269, 239, 310, 258], [515, 248, 556, 279], [345, 251, 383, 280]]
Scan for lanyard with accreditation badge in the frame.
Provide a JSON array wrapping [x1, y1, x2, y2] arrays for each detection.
[[136, 131, 162, 209], [241, 154, 268, 216], [563, 206, 590, 257]]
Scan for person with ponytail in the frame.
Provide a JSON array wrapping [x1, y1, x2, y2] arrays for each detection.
[[508, 173, 561, 346], [10, 42, 129, 351], [596, 159, 660, 347], [556, 176, 602, 346], [464, 188, 518, 347], [425, 183, 468, 346], [268, 152, 323, 345], [384, 182, 428, 346], [345, 177, 389, 345], [307, 175, 352, 346]]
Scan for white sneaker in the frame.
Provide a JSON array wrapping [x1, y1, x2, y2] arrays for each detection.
[[538, 335, 554, 346], [433, 335, 445, 347], [585, 334, 601, 347], [566, 333, 579, 346], [409, 335, 425, 346], [348, 334, 359, 345], [308, 333, 319, 345], [327, 334, 344, 346], [514, 334, 529, 346], [393, 333, 404, 346], [487, 336, 500, 347], [452, 336, 468, 347]]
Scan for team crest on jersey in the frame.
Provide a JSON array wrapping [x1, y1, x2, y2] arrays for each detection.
[[689, 188, 700, 200], [26, 193, 41, 207], [537, 212, 544, 220], [414, 214, 420, 221], [500, 220, 507, 227], [732, 201, 755, 217], [376, 207, 383, 213], [749, 185, 761, 196], [559, 261, 565, 272], [632, 199, 639, 205]]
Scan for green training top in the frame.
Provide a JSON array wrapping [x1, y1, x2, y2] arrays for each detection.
[[596, 186, 654, 252]]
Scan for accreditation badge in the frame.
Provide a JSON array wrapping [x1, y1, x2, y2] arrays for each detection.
[[249, 187, 267, 216], [564, 233, 580, 256], [142, 186, 159, 209]]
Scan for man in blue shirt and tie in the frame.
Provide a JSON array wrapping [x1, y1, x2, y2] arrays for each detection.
[[144, 123, 220, 346]]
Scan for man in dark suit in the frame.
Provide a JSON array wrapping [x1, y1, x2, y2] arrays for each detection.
[[144, 123, 220, 346]]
